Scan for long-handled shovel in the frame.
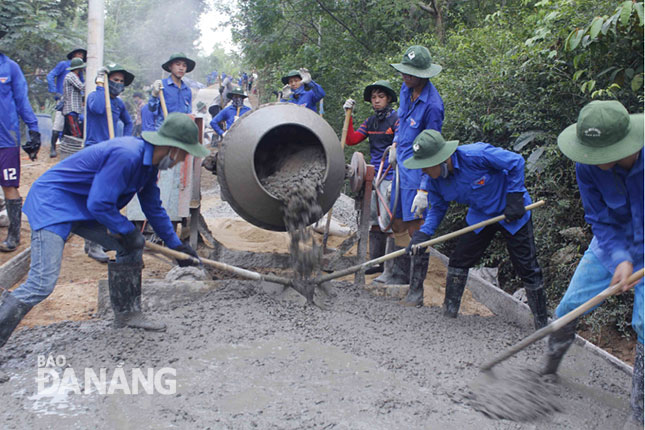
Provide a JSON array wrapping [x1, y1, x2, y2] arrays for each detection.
[[318, 200, 545, 284], [102, 78, 115, 139], [480, 267, 644, 372]]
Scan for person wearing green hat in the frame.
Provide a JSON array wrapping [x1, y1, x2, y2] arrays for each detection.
[[342, 80, 399, 276], [542, 100, 644, 424], [279, 68, 325, 112], [62, 57, 86, 138], [83, 63, 136, 262], [401, 129, 548, 330], [85, 63, 135, 147], [209, 87, 251, 138], [386, 45, 445, 287], [149, 53, 195, 118], [46, 48, 87, 157], [0, 113, 209, 358]]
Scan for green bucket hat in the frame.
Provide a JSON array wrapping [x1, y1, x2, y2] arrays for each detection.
[[66, 48, 87, 61], [390, 45, 442, 79], [403, 129, 458, 169], [105, 62, 135, 86], [227, 87, 248, 99], [281, 69, 301, 85], [196, 101, 207, 111], [557, 100, 644, 164], [363, 80, 397, 103], [162, 52, 196, 73], [67, 57, 86, 71], [142, 113, 210, 158]]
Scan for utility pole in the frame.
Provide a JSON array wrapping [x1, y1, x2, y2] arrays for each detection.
[[86, 0, 105, 96]]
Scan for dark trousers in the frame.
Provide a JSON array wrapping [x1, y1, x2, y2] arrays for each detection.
[[448, 218, 542, 286], [63, 112, 83, 138]]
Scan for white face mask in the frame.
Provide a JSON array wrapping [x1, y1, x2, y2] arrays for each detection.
[[157, 151, 175, 170]]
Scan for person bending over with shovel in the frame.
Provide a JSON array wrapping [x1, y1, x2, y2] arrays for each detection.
[[543, 100, 643, 425], [342, 80, 399, 275], [0, 114, 208, 380], [402, 130, 548, 330], [83, 63, 136, 263]]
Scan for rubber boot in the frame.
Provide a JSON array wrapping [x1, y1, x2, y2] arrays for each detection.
[[0, 198, 22, 252], [365, 230, 387, 275], [50, 133, 58, 158], [630, 343, 644, 424], [400, 253, 429, 307], [386, 247, 411, 285], [85, 239, 109, 263], [443, 266, 469, 318], [373, 237, 395, 283], [525, 283, 549, 330], [108, 261, 166, 331], [0, 293, 32, 348], [540, 318, 577, 375]]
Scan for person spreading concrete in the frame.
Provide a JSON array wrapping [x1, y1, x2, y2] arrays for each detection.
[[384, 45, 444, 286], [280, 68, 325, 113], [62, 57, 86, 138], [210, 86, 251, 138], [541, 100, 643, 425], [83, 63, 136, 263], [0, 49, 41, 253], [149, 53, 195, 118], [46, 47, 86, 158], [0, 114, 209, 382], [402, 129, 548, 330], [342, 80, 399, 275]]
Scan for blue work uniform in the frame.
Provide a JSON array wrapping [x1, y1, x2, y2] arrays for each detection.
[[556, 150, 644, 343], [394, 81, 444, 190], [85, 86, 133, 146], [210, 104, 251, 136], [46, 60, 70, 96], [23, 137, 182, 249], [148, 77, 192, 119], [141, 104, 161, 132], [0, 54, 39, 148], [420, 143, 531, 237], [280, 81, 325, 112]]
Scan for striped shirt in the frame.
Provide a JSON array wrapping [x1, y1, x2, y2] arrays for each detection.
[[62, 71, 84, 115]]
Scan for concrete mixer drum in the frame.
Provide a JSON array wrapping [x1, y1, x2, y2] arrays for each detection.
[[217, 103, 345, 231]]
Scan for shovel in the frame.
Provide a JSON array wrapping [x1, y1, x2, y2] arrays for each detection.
[[102, 78, 115, 139], [480, 267, 645, 371], [318, 200, 546, 284]]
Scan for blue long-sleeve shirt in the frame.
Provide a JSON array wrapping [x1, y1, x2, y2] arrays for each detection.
[[576, 150, 644, 274], [148, 77, 192, 119], [23, 137, 182, 249], [0, 54, 39, 149], [46, 60, 70, 95], [141, 104, 161, 132], [85, 86, 133, 146], [420, 143, 532, 237], [394, 81, 444, 189], [210, 104, 251, 136], [280, 81, 325, 112]]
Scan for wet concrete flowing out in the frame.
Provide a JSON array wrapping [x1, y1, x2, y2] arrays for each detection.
[[261, 146, 326, 301]]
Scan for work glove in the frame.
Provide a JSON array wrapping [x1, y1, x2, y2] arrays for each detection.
[[118, 228, 145, 252], [298, 68, 311, 84], [152, 79, 163, 97], [54, 99, 64, 111], [504, 192, 526, 222], [281, 84, 292, 99], [22, 130, 41, 161], [388, 144, 397, 167], [410, 189, 428, 217], [95, 66, 109, 84], [343, 98, 355, 111], [406, 230, 432, 255], [173, 243, 202, 267], [53, 92, 62, 101]]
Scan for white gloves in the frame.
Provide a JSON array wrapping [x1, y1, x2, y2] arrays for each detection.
[[388, 144, 397, 167], [95, 66, 109, 84], [343, 99, 355, 111], [281, 84, 292, 99], [299, 68, 311, 84], [411, 190, 429, 217], [152, 80, 163, 97]]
